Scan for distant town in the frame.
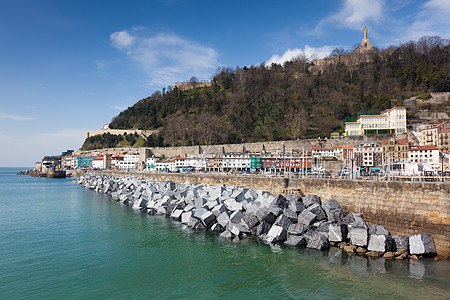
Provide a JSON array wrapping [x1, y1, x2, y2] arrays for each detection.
[[34, 105, 450, 181]]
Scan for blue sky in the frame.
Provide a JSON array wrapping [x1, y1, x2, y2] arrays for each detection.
[[0, 0, 449, 167]]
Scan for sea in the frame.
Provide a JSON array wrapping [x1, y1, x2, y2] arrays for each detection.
[[0, 167, 449, 299]]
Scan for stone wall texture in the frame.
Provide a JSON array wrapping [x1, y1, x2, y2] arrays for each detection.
[[88, 171, 449, 258]]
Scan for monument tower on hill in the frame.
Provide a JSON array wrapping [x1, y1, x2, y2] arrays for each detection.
[[362, 26, 371, 47], [358, 26, 374, 52]]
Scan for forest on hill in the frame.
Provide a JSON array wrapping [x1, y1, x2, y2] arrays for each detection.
[[82, 36, 449, 150]]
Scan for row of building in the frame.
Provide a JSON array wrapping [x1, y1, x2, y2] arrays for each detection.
[[49, 135, 444, 177]]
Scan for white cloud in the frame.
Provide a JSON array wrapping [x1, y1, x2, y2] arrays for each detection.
[[401, 0, 450, 41], [109, 105, 127, 111], [110, 29, 219, 90], [265, 45, 335, 66], [316, 0, 384, 32], [110, 30, 136, 49], [0, 112, 34, 121]]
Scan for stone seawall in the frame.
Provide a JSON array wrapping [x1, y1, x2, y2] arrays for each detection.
[[86, 171, 449, 258]]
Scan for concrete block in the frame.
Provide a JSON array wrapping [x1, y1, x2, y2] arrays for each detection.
[[210, 223, 225, 233], [274, 214, 293, 230], [302, 194, 321, 207], [262, 211, 279, 225], [155, 206, 167, 215], [230, 210, 245, 224], [321, 199, 344, 222], [328, 223, 347, 242], [285, 193, 298, 201], [392, 235, 409, 252], [224, 199, 243, 211], [274, 195, 289, 209], [205, 200, 218, 210], [284, 235, 306, 247], [187, 216, 199, 228], [230, 190, 245, 202], [368, 223, 390, 236], [227, 223, 241, 236], [288, 224, 306, 236], [255, 221, 272, 236], [183, 204, 194, 212], [211, 204, 227, 217], [343, 213, 366, 228], [306, 233, 330, 250], [193, 221, 206, 230], [181, 211, 192, 224], [288, 200, 305, 214], [237, 222, 251, 234], [217, 211, 231, 228], [243, 213, 259, 229], [194, 197, 207, 208], [283, 208, 298, 222], [170, 209, 184, 220], [244, 189, 258, 201], [307, 203, 326, 221], [315, 221, 332, 237], [200, 211, 216, 226], [219, 230, 235, 239], [297, 209, 316, 226], [368, 234, 393, 252], [349, 226, 368, 247], [409, 234, 436, 255], [193, 207, 208, 220], [264, 225, 287, 244]]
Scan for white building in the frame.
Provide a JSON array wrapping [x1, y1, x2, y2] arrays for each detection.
[[345, 107, 407, 136], [408, 145, 439, 165], [61, 156, 75, 169], [92, 157, 105, 169], [118, 154, 140, 169], [146, 157, 158, 168], [222, 154, 251, 171], [312, 147, 335, 158]]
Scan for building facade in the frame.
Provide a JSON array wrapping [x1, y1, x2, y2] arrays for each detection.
[[409, 145, 439, 165], [344, 107, 407, 136], [382, 138, 410, 164], [421, 121, 450, 149], [438, 128, 450, 154], [353, 143, 383, 172]]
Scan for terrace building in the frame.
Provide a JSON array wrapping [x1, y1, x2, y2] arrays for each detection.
[[409, 145, 439, 165], [382, 138, 410, 164], [353, 143, 383, 172], [421, 121, 450, 149], [438, 128, 450, 154], [344, 107, 407, 136]]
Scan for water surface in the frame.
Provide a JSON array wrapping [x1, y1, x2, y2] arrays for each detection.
[[0, 167, 449, 299]]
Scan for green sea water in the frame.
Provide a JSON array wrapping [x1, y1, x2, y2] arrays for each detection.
[[0, 167, 449, 299]]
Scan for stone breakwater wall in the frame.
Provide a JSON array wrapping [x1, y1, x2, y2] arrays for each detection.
[[85, 171, 449, 258], [79, 173, 441, 259]]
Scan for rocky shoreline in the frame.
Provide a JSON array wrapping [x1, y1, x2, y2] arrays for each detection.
[[76, 174, 438, 260]]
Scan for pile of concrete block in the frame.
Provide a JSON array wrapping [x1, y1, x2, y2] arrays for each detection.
[[76, 174, 437, 258]]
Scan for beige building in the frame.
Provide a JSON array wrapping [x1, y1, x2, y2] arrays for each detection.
[[382, 138, 410, 163], [421, 121, 450, 149], [345, 107, 407, 136], [439, 128, 450, 154]]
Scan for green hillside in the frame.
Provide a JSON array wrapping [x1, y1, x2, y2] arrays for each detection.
[[82, 36, 449, 150]]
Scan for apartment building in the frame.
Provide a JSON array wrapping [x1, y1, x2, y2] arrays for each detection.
[[353, 143, 383, 172], [421, 121, 450, 149], [382, 138, 410, 163], [344, 107, 407, 136]]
